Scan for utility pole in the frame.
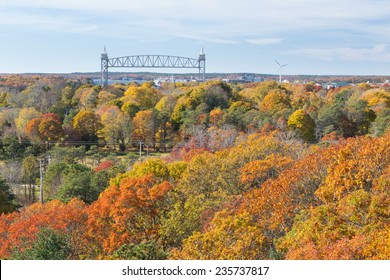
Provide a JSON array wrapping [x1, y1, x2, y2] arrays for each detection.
[[38, 154, 50, 204], [139, 140, 143, 159]]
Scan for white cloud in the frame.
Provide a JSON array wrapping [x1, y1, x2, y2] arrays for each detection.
[[2, 0, 390, 51], [3, 0, 390, 36], [246, 38, 283, 46], [168, 31, 239, 44], [0, 13, 97, 33], [198, 38, 239, 45]]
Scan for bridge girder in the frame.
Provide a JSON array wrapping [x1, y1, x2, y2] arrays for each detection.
[[101, 52, 205, 86]]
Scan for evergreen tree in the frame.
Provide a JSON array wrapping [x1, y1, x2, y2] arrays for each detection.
[[0, 176, 19, 214]]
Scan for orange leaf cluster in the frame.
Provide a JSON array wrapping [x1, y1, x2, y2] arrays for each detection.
[[0, 199, 87, 258], [94, 160, 114, 172], [86, 174, 172, 256]]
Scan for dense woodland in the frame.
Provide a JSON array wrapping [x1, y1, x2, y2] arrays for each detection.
[[0, 75, 389, 259]]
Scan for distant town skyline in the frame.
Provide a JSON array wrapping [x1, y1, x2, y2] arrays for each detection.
[[1, 0, 390, 76]]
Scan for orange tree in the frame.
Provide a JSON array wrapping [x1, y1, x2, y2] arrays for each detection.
[[173, 136, 342, 259], [85, 158, 173, 258], [0, 199, 88, 259], [38, 113, 64, 143], [173, 133, 389, 260], [277, 134, 390, 259], [162, 133, 306, 252]]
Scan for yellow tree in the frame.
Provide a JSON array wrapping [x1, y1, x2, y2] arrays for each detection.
[[277, 134, 390, 259], [132, 109, 158, 144], [14, 108, 42, 141], [72, 110, 103, 147], [287, 109, 316, 142], [171, 210, 268, 260], [260, 89, 291, 119], [98, 105, 131, 151], [73, 86, 99, 109], [122, 83, 162, 109]]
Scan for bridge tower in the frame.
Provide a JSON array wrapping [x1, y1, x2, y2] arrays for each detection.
[[199, 47, 206, 81], [101, 46, 109, 86]]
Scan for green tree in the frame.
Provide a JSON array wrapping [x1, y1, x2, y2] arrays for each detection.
[[189, 81, 233, 111], [287, 109, 316, 142], [371, 108, 390, 136], [316, 103, 344, 136], [223, 101, 253, 130], [57, 164, 102, 204], [10, 228, 74, 260], [111, 242, 167, 260], [1, 135, 24, 159], [43, 162, 67, 200], [346, 99, 376, 135], [0, 176, 19, 214], [50, 146, 86, 164], [22, 155, 39, 203]]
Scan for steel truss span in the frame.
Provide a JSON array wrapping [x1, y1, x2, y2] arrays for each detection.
[[101, 49, 206, 86], [109, 55, 199, 68]]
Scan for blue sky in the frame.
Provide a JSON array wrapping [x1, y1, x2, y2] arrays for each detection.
[[1, 0, 390, 75]]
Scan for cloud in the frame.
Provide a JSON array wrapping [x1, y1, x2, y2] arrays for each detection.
[[3, 0, 390, 47], [246, 38, 283, 46], [0, 12, 97, 33], [169, 32, 239, 44], [3, 1, 390, 35], [200, 38, 239, 45], [288, 44, 390, 62]]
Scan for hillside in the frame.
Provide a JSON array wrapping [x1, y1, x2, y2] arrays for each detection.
[[0, 75, 389, 259]]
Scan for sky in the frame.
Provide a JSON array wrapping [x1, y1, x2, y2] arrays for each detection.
[[1, 0, 390, 75]]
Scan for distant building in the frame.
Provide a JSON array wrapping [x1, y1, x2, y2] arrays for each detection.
[[227, 73, 256, 84]]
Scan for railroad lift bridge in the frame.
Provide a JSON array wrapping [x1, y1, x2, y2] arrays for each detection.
[[100, 47, 206, 86]]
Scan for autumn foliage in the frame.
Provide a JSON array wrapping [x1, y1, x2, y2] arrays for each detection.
[[277, 134, 390, 259], [94, 160, 114, 172], [86, 173, 172, 258], [1, 131, 389, 260], [173, 133, 390, 260], [1, 77, 390, 260], [0, 199, 87, 259]]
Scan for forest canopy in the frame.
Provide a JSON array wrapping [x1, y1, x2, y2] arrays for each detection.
[[0, 75, 389, 260]]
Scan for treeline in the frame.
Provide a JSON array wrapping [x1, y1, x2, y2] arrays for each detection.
[[1, 76, 389, 154], [0, 75, 389, 259]]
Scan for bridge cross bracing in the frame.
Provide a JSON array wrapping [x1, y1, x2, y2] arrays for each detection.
[[101, 48, 206, 86]]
